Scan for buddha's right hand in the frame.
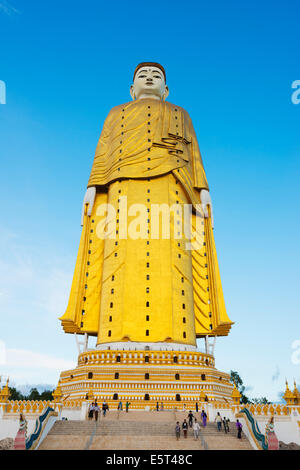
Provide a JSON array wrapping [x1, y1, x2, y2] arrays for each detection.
[[81, 186, 96, 226]]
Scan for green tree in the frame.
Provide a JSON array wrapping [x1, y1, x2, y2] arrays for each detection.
[[252, 397, 271, 405], [40, 390, 54, 401], [26, 388, 41, 400], [230, 370, 251, 404], [8, 387, 24, 400], [230, 371, 271, 405]]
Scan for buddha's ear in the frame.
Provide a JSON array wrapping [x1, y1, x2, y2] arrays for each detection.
[[130, 85, 136, 100], [163, 85, 169, 101]]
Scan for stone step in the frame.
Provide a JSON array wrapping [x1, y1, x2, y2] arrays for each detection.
[[41, 419, 253, 450]]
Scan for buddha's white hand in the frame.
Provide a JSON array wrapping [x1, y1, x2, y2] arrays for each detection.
[[200, 189, 214, 229], [81, 186, 96, 226]]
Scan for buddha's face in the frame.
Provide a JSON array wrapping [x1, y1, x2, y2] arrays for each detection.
[[130, 66, 169, 101]]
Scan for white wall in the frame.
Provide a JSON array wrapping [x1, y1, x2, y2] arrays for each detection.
[[0, 417, 36, 440], [61, 408, 82, 420], [256, 416, 300, 445]]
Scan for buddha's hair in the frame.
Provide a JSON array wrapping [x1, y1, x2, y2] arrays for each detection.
[[133, 62, 166, 82]]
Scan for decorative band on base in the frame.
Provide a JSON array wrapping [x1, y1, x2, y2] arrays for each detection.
[[96, 341, 198, 352]]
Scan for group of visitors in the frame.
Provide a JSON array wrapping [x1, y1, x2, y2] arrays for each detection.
[[88, 401, 109, 420], [156, 401, 164, 411], [118, 401, 131, 412], [215, 412, 243, 438], [175, 409, 208, 440], [88, 400, 131, 420]]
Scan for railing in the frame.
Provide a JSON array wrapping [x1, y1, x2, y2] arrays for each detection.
[[239, 408, 268, 450], [5, 400, 54, 415], [232, 402, 299, 416], [26, 406, 55, 450]]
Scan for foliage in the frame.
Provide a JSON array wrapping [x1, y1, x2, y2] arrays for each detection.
[[27, 388, 40, 401], [230, 371, 270, 405], [251, 397, 271, 404], [39, 390, 54, 401], [8, 387, 54, 401], [230, 370, 251, 404], [8, 387, 25, 400]]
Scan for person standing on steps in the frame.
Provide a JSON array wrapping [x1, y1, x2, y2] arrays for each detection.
[[160, 402, 164, 411], [88, 402, 95, 420], [125, 401, 130, 412], [118, 401, 123, 411], [175, 421, 181, 441], [182, 419, 188, 438], [94, 402, 100, 422], [195, 402, 199, 413], [201, 409, 207, 427], [102, 401, 109, 417], [156, 401, 159, 411], [215, 412, 222, 431], [226, 418, 230, 433], [236, 419, 242, 439], [188, 410, 194, 428], [193, 418, 200, 440], [222, 416, 228, 433]]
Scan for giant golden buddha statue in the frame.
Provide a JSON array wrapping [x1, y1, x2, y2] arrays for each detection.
[[59, 62, 233, 353]]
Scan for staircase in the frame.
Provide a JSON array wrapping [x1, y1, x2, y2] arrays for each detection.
[[38, 411, 253, 450], [200, 422, 253, 450]]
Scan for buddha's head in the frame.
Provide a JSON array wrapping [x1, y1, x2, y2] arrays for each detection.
[[130, 62, 169, 101]]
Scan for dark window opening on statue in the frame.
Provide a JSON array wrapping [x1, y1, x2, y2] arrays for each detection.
[[176, 394, 181, 401], [146, 330, 149, 336], [108, 330, 111, 337], [146, 301, 149, 307], [145, 373, 150, 380], [113, 393, 118, 400], [88, 372, 93, 379], [116, 356, 121, 363], [145, 394, 150, 400], [145, 356, 149, 363], [201, 374, 206, 381], [173, 356, 178, 363], [183, 332, 186, 338], [115, 373, 119, 379], [175, 374, 180, 380]]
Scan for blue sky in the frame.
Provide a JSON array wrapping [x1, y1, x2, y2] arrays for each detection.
[[0, 0, 299, 401]]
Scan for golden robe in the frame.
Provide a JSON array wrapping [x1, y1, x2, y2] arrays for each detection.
[[60, 98, 233, 345]]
